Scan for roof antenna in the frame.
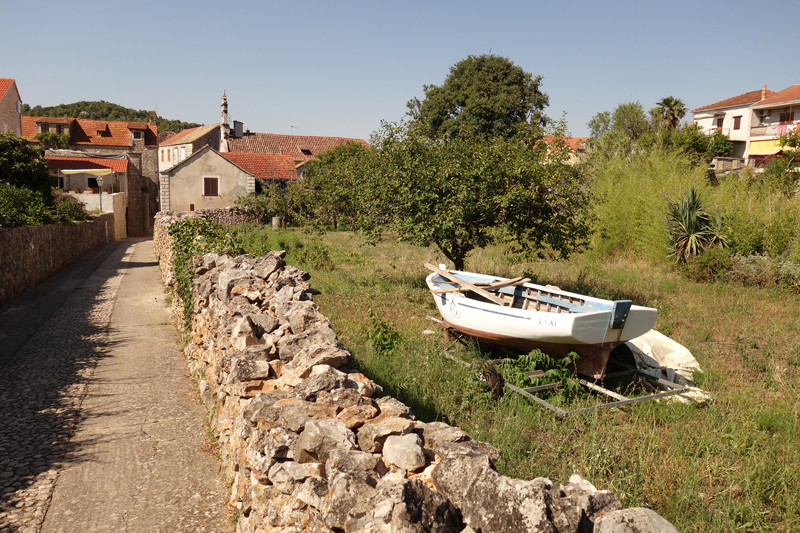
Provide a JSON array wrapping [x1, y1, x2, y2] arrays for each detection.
[[291, 125, 298, 135]]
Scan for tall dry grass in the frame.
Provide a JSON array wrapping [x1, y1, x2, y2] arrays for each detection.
[[229, 226, 800, 532]]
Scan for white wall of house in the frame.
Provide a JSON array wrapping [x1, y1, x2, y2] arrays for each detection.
[[693, 105, 752, 142], [68, 192, 128, 239]]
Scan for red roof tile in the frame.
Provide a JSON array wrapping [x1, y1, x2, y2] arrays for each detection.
[[545, 136, 588, 151], [227, 133, 368, 161], [693, 89, 775, 113], [160, 123, 219, 147], [221, 152, 298, 180], [46, 156, 129, 173], [752, 84, 800, 108], [21, 116, 158, 148], [0, 78, 17, 100]]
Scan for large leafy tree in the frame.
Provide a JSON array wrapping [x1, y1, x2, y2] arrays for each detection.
[[655, 96, 687, 129], [0, 133, 53, 197], [406, 54, 549, 139], [349, 122, 590, 270]]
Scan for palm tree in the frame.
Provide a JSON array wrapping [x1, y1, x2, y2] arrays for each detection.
[[656, 96, 687, 129]]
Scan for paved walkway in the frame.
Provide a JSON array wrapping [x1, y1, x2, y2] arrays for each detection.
[[0, 239, 231, 533]]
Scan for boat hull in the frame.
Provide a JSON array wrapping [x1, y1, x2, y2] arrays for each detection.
[[427, 270, 658, 378]]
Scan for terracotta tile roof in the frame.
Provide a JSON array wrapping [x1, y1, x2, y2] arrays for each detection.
[[46, 156, 129, 173], [221, 152, 298, 180], [546, 136, 588, 151], [693, 89, 775, 113], [0, 78, 17, 100], [752, 84, 800, 108], [160, 123, 219, 146], [227, 133, 369, 161], [21, 116, 158, 148]]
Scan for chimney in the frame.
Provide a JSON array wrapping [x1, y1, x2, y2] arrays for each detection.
[[762, 85, 767, 100], [149, 110, 157, 126]]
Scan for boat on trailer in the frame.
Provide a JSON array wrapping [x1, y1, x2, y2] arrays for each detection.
[[424, 263, 658, 378]]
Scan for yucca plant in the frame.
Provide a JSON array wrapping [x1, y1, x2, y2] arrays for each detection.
[[664, 186, 715, 262]]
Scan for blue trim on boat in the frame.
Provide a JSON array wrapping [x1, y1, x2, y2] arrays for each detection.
[[459, 302, 531, 320]]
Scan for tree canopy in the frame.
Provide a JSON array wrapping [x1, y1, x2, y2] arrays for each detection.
[[302, 122, 590, 270], [21, 101, 202, 133], [0, 133, 53, 197], [655, 96, 688, 129], [406, 54, 549, 140]]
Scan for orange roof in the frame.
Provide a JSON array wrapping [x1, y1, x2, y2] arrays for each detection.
[[46, 156, 128, 173], [752, 84, 800, 108], [0, 78, 18, 100], [160, 123, 218, 146], [221, 152, 298, 180], [227, 133, 368, 161], [544, 136, 588, 152], [693, 89, 775, 113], [21, 116, 158, 147]]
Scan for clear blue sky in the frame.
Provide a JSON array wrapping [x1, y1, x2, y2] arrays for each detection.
[[3, 0, 799, 141]]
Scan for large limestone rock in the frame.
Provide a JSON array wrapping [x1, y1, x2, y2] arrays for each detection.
[[294, 418, 358, 463], [344, 477, 463, 533], [382, 433, 426, 472], [593, 508, 679, 533]]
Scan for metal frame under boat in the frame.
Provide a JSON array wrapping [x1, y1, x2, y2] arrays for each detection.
[[428, 316, 694, 418]]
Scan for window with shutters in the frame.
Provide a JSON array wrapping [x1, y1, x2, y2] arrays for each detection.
[[204, 176, 219, 197]]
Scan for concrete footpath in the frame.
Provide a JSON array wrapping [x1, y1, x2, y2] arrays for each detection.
[[0, 239, 231, 533]]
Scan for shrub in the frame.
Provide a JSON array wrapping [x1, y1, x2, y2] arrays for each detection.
[[680, 246, 732, 282], [664, 186, 717, 262], [52, 189, 90, 223], [0, 182, 55, 227], [167, 218, 244, 330]]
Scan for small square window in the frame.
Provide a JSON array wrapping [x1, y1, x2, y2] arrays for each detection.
[[204, 177, 219, 197], [133, 131, 143, 139]]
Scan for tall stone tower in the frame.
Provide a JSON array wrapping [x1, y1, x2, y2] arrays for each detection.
[[219, 90, 230, 152]]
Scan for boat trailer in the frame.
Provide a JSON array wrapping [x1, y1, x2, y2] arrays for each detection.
[[428, 316, 699, 418]]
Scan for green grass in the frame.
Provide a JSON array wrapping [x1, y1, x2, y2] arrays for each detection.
[[230, 226, 800, 532]]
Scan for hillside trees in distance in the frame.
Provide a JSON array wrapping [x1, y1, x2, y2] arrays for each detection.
[[21, 101, 202, 133]]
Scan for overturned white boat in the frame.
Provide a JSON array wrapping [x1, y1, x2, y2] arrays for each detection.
[[425, 263, 658, 378]]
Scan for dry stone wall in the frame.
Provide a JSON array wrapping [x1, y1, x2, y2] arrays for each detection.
[[154, 212, 678, 533], [0, 213, 114, 305]]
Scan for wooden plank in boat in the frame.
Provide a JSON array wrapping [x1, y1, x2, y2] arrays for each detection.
[[424, 263, 508, 306]]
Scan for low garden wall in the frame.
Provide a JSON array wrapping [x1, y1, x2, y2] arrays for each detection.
[[0, 213, 115, 305], [154, 211, 678, 533]]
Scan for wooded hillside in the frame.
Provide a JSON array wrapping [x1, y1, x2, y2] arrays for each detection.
[[21, 101, 202, 133]]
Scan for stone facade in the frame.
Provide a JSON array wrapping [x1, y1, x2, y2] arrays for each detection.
[[153, 212, 679, 533], [0, 78, 22, 136], [158, 123, 222, 173], [0, 214, 114, 305]]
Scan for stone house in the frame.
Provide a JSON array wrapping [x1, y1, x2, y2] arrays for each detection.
[[158, 145, 297, 212], [21, 114, 159, 236], [158, 123, 222, 173], [0, 78, 22, 136]]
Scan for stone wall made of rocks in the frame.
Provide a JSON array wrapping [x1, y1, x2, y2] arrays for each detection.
[[154, 212, 678, 533], [0, 213, 114, 306]]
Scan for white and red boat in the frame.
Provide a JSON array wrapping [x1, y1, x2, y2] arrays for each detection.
[[425, 264, 658, 378]]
